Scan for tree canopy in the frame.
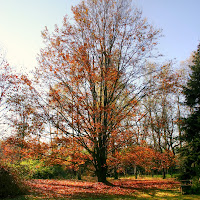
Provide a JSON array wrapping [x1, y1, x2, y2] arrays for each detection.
[[36, 0, 160, 182]]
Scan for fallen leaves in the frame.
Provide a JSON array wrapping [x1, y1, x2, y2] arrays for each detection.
[[27, 178, 180, 198]]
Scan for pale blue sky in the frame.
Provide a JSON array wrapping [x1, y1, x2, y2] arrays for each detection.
[[135, 0, 200, 65], [0, 0, 199, 72]]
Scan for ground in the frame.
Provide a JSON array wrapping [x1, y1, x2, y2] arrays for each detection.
[[3, 177, 200, 200]]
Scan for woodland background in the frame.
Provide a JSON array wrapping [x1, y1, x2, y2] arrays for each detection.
[[0, 0, 200, 198]]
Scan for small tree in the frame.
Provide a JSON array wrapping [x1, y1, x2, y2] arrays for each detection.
[[180, 43, 200, 180]]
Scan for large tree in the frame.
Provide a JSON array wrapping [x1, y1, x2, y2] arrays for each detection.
[[180, 43, 200, 179], [36, 0, 160, 182]]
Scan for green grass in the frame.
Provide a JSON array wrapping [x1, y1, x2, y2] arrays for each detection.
[[118, 174, 177, 180]]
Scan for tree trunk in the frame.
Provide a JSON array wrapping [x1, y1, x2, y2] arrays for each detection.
[[77, 166, 82, 180], [151, 170, 154, 177], [114, 166, 118, 180], [94, 147, 108, 183], [96, 165, 107, 183], [134, 165, 138, 179], [162, 168, 166, 179]]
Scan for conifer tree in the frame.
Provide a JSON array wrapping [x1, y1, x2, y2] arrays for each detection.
[[180, 43, 200, 179]]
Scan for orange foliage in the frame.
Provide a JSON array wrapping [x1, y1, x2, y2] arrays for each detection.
[[0, 136, 48, 163], [118, 144, 176, 174], [36, 0, 161, 182], [45, 136, 91, 172]]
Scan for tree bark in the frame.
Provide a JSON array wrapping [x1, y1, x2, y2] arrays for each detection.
[[95, 164, 107, 183], [77, 166, 82, 180], [114, 166, 118, 180], [94, 147, 108, 183], [162, 168, 166, 179], [134, 165, 138, 179]]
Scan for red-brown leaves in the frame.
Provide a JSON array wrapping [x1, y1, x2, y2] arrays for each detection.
[[35, 0, 162, 182], [27, 179, 180, 198], [118, 145, 176, 173], [0, 137, 48, 162]]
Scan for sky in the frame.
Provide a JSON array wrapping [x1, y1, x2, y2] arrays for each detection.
[[0, 0, 199, 73]]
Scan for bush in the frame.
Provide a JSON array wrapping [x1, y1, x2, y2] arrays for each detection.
[[17, 159, 43, 179], [191, 176, 200, 194], [5, 159, 76, 180], [16, 159, 73, 180], [0, 164, 27, 198], [32, 164, 73, 179]]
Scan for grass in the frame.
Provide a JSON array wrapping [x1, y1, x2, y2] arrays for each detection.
[[119, 174, 177, 180], [2, 176, 200, 200]]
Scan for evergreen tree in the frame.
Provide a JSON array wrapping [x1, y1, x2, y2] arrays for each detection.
[[180, 43, 200, 179]]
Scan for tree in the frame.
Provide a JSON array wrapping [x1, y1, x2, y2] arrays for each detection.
[[180, 43, 200, 179], [6, 75, 44, 141], [137, 62, 185, 178], [141, 63, 182, 151], [0, 50, 9, 107], [36, 0, 160, 182], [0, 50, 14, 135], [0, 49, 27, 138]]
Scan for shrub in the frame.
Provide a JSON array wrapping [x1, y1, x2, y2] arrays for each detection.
[[191, 176, 200, 194], [17, 159, 73, 179], [32, 164, 73, 179], [4, 159, 76, 180], [0, 164, 27, 198]]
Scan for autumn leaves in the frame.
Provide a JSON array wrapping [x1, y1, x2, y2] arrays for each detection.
[[0, 0, 186, 183]]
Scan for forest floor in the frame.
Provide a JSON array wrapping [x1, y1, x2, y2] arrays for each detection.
[[3, 177, 200, 200]]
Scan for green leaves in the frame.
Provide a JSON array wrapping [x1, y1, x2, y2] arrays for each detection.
[[183, 44, 200, 108], [180, 43, 200, 180]]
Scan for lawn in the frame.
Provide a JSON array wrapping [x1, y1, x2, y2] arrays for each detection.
[[2, 177, 200, 200]]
